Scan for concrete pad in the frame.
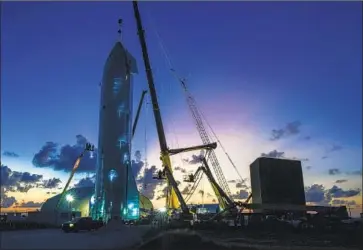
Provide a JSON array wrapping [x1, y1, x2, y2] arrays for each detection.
[[0, 226, 150, 249]]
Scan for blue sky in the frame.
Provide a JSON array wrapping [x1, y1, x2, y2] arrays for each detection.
[[1, 1, 362, 214]]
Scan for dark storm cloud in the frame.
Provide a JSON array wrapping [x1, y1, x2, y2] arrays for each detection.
[[270, 120, 302, 141], [335, 179, 348, 184], [32, 135, 97, 173], [231, 189, 249, 200], [74, 176, 95, 188], [19, 201, 44, 208], [328, 168, 341, 175], [261, 150, 285, 158], [2, 151, 20, 158]]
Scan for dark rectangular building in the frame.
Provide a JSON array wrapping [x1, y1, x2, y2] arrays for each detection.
[[250, 157, 306, 206]]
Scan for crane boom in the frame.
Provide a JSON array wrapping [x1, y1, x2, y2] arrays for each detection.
[[132, 0, 189, 214], [180, 80, 232, 197], [56, 143, 94, 210]]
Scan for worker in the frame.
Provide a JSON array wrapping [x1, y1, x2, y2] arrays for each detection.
[[189, 174, 194, 182]]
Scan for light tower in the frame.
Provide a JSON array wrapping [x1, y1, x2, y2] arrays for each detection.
[[91, 19, 139, 222]]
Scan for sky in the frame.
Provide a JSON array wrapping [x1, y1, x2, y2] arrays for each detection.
[[1, 2, 362, 216]]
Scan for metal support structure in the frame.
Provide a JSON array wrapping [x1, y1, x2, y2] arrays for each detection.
[[56, 143, 94, 210], [132, 0, 189, 214], [132, 90, 148, 138]]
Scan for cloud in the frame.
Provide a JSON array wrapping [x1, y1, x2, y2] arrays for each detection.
[[231, 189, 249, 200], [270, 120, 302, 141], [329, 145, 343, 153], [327, 185, 360, 199], [261, 150, 285, 158], [43, 178, 62, 189], [305, 184, 330, 204], [335, 179, 348, 184], [305, 184, 361, 205], [328, 168, 341, 175], [321, 144, 343, 160], [1, 194, 16, 208], [304, 136, 311, 140], [74, 176, 95, 188], [305, 166, 312, 170], [0, 164, 51, 193], [332, 200, 356, 206], [138, 165, 163, 200], [32, 135, 97, 173], [0, 164, 61, 209], [131, 150, 144, 177], [18, 201, 44, 208], [181, 185, 192, 195], [174, 166, 187, 173], [346, 170, 362, 176], [2, 151, 19, 158], [183, 154, 203, 165]]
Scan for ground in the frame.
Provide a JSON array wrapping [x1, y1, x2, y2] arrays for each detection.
[[1, 226, 361, 250], [0, 226, 148, 249]]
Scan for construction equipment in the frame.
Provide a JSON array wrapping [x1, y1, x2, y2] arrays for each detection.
[[56, 143, 94, 210], [133, 1, 220, 219], [132, 90, 148, 138], [183, 156, 234, 212]]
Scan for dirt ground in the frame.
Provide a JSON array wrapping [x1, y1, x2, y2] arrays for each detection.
[[130, 227, 362, 250]]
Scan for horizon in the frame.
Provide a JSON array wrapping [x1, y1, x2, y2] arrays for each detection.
[[1, 1, 362, 217]]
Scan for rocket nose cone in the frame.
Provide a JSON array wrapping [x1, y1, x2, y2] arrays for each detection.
[[109, 41, 127, 58]]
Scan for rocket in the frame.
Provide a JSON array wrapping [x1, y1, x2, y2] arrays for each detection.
[[91, 40, 139, 222]]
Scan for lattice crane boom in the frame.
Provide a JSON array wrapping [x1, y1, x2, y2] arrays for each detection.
[[180, 80, 232, 197]]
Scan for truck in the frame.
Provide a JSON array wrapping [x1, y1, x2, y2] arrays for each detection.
[[61, 217, 103, 233]]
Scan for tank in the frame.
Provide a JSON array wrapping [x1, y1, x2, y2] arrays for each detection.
[[250, 157, 306, 206], [91, 41, 139, 222]]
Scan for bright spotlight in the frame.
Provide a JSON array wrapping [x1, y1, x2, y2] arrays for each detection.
[[128, 203, 134, 209], [65, 194, 74, 202], [90, 195, 95, 205], [158, 207, 167, 213]]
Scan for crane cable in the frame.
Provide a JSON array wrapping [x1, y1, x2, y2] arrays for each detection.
[[146, 10, 245, 185], [142, 94, 149, 193]]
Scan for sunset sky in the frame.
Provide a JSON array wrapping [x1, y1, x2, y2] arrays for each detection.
[[1, 1, 362, 217]]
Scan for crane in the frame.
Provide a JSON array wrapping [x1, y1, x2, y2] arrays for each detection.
[[184, 156, 234, 212], [133, 1, 220, 219], [55, 143, 95, 210], [178, 79, 232, 197]]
